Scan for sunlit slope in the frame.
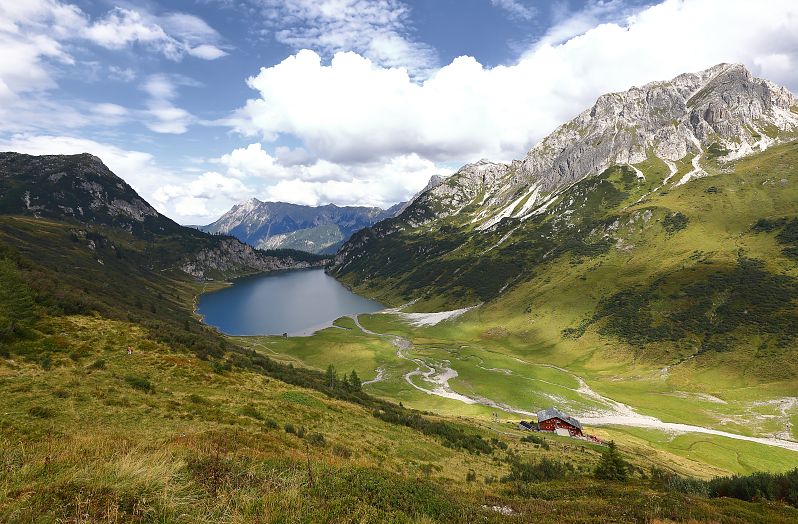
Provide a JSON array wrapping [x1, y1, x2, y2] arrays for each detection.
[[334, 142, 798, 379], [260, 142, 798, 472], [6, 313, 798, 521]]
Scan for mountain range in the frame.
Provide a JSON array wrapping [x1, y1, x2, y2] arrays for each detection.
[[0, 152, 325, 281], [200, 199, 403, 254], [201, 175, 446, 254], [331, 63, 798, 376], [2, 62, 798, 522]]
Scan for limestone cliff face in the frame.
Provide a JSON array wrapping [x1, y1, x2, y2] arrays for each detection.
[[180, 238, 323, 279], [517, 63, 797, 194], [405, 64, 798, 227], [0, 152, 163, 234]]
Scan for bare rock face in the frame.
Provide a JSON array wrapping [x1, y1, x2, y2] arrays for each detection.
[[0, 152, 163, 234], [180, 238, 323, 279], [406, 64, 798, 226], [519, 63, 798, 193]]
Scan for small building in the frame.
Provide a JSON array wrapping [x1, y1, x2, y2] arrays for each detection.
[[537, 407, 583, 437]]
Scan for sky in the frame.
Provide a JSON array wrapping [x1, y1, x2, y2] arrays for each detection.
[[1, 0, 797, 225]]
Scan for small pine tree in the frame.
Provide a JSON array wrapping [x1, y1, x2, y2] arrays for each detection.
[[466, 469, 477, 482], [349, 370, 362, 391], [325, 364, 337, 388], [594, 441, 629, 481]]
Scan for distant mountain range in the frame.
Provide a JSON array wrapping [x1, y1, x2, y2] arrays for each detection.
[[0, 152, 325, 280], [200, 175, 445, 254]]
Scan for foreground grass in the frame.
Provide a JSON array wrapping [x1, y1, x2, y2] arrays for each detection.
[[3, 315, 798, 522]]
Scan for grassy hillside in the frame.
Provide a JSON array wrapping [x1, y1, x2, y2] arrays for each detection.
[[260, 143, 798, 484], [4, 312, 798, 522], [2, 164, 798, 521], [332, 142, 798, 378]]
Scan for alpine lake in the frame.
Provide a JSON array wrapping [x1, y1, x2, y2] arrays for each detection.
[[197, 268, 383, 336]]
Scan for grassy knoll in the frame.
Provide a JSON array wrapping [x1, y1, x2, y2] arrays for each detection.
[[8, 314, 798, 521]]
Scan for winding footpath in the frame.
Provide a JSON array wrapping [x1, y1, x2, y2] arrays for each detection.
[[352, 314, 798, 453]]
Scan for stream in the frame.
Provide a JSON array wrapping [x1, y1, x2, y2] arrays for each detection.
[[352, 314, 798, 452]]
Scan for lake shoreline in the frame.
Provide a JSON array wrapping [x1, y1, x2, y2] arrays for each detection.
[[196, 268, 383, 337]]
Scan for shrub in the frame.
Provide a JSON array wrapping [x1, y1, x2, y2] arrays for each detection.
[[372, 406, 494, 454], [504, 457, 571, 483], [88, 358, 106, 370], [284, 423, 296, 434], [663, 211, 689, 233], [240, 405, 263, 420], [332, 444, 352, 458], [28, 406, 56, 419], [520, 434, 549, 449], [264, 418, 279, 429], [307, 432, 326, 447], [124, 375, 154, 393], [188, 393, 210, 404]]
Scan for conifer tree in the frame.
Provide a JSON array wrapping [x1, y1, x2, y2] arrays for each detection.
[[349, 370, 362, 391], [594, 441, 629, 481], [325, 364, 337, 388]]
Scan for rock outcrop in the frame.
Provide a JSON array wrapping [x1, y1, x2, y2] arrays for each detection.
[[0, 152, 326, 279], [180, 238, 323, 279], [401, 64, 798, 228]]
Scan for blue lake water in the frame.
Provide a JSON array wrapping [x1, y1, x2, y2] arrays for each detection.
[[197, 268, 383, 336]]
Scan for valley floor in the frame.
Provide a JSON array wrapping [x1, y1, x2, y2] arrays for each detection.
[[244, 308, 798, 478]]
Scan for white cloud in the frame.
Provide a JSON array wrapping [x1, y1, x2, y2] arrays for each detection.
[[90, 103, 129, 125], [188, 44, 227, 60], [213, 142, 442, 209], [490, 0, 537, 21], [153, 171, 252, 219], [230, 0, 798, 173], [108, 65, 136, 82], [257, 0, 436, 76], [259, 153, 441, 207], [140, 74, 196, 134], [82, 7, 226, 61], [0, 1, 222, 136]]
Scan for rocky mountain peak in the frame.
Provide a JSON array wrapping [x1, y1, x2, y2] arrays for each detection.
[[0, 152, 163, 233], [399, 63, 798, 229]]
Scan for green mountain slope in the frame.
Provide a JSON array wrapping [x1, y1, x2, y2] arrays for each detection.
[[5, 156, 797, 521], [331, 141, 798, 378]]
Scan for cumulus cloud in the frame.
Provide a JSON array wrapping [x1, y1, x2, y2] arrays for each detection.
[[254, 0, 436, 76], [140, 74, 197, 134], [230, 0, 798, 174], [153, 171, 253, 218], [213, 142, 441, 208]]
